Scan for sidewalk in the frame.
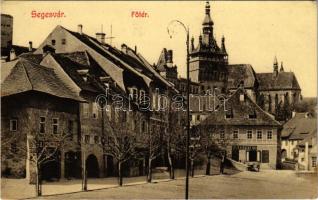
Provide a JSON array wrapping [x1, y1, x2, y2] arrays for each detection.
[[2, 164, 234, 200], [1, 170, 211, 200]]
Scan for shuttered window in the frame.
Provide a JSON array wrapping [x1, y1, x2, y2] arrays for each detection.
[[261, 150, 269, 163]]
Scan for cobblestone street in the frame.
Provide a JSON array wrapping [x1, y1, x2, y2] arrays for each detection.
[[39, 170, 316, 199], [2, 170, 317, 199]]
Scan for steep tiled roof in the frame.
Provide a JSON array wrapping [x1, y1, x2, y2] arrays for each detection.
[[1, 58, 84, 102], [199, 88, 281, 126], [49, 52, 102, 93], [297, 132, 316, 147], [63, 27, 153, 89], [256, 72, 301, 91], [281, 113, 316, 139], [19, 53, 43, 64], [1, 45, 35, 59], [227, 64, 257, 89]]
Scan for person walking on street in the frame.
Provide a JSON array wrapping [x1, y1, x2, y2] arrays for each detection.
[[220, 153, 225, 174]]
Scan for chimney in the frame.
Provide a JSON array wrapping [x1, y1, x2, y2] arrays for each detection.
[[28, 41, 33, 52], [239, 94, 245, 102], [78, 24, 83, 35], [10, 49, 16, 61], [96, 32, 106, 44], [166, 50, 173, 67], [134, 45, 137, 53], [121, 44, 127, 54]]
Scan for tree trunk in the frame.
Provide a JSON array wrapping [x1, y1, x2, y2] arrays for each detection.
[[118, 161, 123, 186], [82, 153, 87, 191], [167, 150, 174, 179], [190, 159, 194, 177], [147, 158, 152, 183], [35, 163, 41, 197], [206, 157, 211, 176]]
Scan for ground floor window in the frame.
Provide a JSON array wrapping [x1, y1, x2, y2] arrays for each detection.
[[261, 150, 269, 163]]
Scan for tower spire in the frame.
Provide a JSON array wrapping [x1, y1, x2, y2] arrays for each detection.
[[205, 1, 210, 15], [221, 35, 227, 53], [273, 56, 279, 77], [202, 1, 214, 26], [280, 62, 284, 72], [202, 1, 214, 46]]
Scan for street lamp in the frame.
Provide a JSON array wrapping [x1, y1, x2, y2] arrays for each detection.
[[167, 20, 190, 200]]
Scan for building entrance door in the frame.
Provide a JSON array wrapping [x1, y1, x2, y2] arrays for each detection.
[[86, 154, 99, 178], [249, 150, 257, 162], [232, 148, 239, 161]]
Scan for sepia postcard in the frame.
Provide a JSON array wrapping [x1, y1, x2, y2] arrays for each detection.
[[1, 1, 317, 199]]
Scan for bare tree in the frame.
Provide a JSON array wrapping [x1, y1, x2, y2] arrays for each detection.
[[158, 96, 190, 180], [28, 133, 70, 196], [189, 129, 202, 177], [103, 110, 138, 186], [1, 109, 71, 197], [144, 115, 163, 183], [195, 123, 236, 176]]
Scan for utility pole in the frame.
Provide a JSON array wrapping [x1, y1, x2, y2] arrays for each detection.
[[167, 20, 190, 200]]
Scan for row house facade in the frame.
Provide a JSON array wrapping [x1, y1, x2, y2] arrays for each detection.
[[1, 22, 178, 182], [1, 58, 84, 182], [281, 112, 317, 171], [193, 89, 282, 169]]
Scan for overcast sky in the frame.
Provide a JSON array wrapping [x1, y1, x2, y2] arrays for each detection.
[[3, 1, 317, 97]]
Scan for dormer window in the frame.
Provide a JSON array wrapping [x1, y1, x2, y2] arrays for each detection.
[[225, 107, 233, 119], [77, 69, 89, 82], [249, 110, 257, 119], [100, 76, 111, 88]]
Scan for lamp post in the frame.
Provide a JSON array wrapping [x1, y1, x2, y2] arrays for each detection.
[[167, 20, 190, 200]]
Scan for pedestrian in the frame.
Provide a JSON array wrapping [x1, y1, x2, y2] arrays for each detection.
[[220, 153, 225, 174]]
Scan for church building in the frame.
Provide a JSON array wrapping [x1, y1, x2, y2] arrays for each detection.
[[155, 1, 302, 121]]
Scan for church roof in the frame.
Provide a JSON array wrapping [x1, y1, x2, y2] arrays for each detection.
[[256, 72, 301, 91], [198, 88, 281, 127], [1, 58, 84, 101], [227, 64, 257, 89]]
